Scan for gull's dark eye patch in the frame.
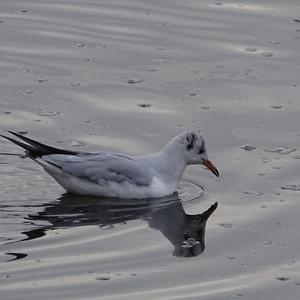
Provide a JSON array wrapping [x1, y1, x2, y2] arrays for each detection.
[[198, 144, 205, 155], [186, 133, 195, 151]]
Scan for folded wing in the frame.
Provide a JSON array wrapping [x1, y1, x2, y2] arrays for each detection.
[[42, 153, 153, 187]]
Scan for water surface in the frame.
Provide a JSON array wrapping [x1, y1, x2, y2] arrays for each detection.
[[1, 0, 300, 299]]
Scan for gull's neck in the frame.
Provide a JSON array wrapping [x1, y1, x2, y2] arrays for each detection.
[[149, 140, 187, 185]]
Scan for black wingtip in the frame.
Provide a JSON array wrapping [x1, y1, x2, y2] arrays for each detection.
[[2, 130, 79, 157], [0, 134, 33, 155], [8, 130, 26, 138]]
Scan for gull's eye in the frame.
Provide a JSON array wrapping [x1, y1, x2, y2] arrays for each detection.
[[198, 145, 205, 155], [186, 133, 195, 151]]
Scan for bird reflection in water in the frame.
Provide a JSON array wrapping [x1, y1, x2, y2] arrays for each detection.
[[20, 193, 217, 258]]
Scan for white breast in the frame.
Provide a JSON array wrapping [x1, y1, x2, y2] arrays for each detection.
[[46, 170, 176, 199]]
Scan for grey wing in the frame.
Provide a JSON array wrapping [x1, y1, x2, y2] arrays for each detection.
[[42, 153, 153, 187]]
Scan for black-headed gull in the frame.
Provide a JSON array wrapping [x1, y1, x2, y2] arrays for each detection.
[[1, 131, 219, 198]]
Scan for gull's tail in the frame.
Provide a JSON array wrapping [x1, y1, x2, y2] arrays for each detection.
[[1, 131, 78, 158]]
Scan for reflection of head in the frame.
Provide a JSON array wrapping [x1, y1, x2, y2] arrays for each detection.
[[180, 202, 218, 257], [148, 201, 218, 257], [20, 194, 217, 258]]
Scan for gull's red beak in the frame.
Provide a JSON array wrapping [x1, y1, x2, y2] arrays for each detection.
[[203, 159, 219, 177]]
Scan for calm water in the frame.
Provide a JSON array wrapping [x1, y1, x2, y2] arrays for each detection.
[[0, 0, 300, 299]]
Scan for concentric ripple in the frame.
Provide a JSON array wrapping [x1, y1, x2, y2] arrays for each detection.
[[178, 177, 207, 204]]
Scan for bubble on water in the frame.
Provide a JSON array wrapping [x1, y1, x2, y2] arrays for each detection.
[[74, 42, 85, 48], [264, 147, 296, 155], [240, 144, 256, 151], [288, 260, 296, 265], [146, 67, 157, 72], [95, 43, 108, 48], [70, 82, 80, 87], [19, 67, 29, 73], [138, 103, 152, 108], [36, 78, 47, 83], [95, 276, 110, 281], [125, 78, 144, 84], [281, 185, 300, 191], [38, 111, 61, 116], [270, 105, 283, 109], [245, 47, 257, 52], [152, 58, 172, 63], [276, 277, 289, 281], [70, 140, 86, 147], [226, 256, 236, 260], [261, 52, 273, 58], [219, 223, 233, 228], [261, 157, 271, 163], [242, 191, 264, 196], [272, 166, 282, 170], [264, 240, 273, 246], [25, 90, 34, 95], [268, 40, 280, 45], [235, 293, 244, 297], [96, 123, 107, 128]]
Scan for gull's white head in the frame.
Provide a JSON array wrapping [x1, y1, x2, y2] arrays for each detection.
[[166, 131, 219, 177]]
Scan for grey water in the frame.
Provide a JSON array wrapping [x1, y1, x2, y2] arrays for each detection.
[[0, 0, 300, 299]]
